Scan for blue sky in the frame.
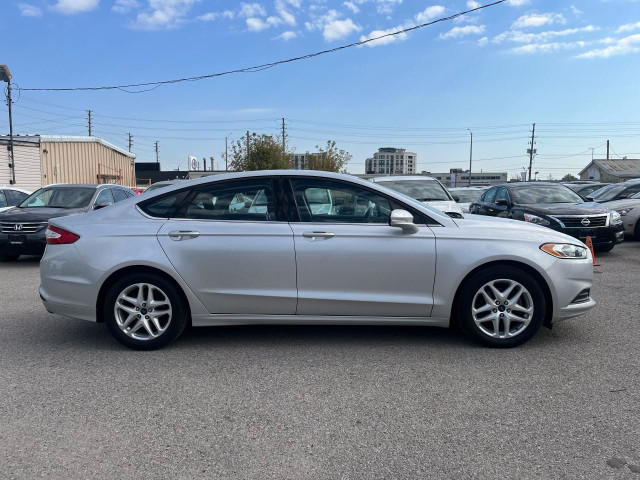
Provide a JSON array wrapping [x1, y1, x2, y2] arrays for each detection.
[[2, 0, 640, 178]]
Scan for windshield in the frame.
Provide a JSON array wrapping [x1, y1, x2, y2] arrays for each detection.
[[510, 185, 584, 204], [19, 187, 95, 208], [376, 180, 452, 202], [589, 184, 627, 201], [450, 189, 485, 203]]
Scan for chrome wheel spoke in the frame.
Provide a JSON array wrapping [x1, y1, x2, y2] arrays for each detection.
[[472, 279, 534, 340], [114, 282, 172, 341]]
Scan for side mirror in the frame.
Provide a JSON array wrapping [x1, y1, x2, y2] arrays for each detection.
[[495, 198, 509, 206], [451, 194, 460, 202], [389, 209, 419, 234], [93, 202, 111, 210]]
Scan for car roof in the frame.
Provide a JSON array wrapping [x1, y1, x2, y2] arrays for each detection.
[[501, 182, 568, 189], [372, 176, 437, 182]]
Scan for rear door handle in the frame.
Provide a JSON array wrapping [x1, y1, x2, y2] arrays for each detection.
[[168, 230, 200, 241], [302, 231, 335, 240]]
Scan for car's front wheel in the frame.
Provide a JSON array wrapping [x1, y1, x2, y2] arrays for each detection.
[[457, 266, 546, 348], [103, 274, 189, 350]]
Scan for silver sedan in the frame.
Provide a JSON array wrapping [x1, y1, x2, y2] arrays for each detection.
[[40, 171, 596, 350]]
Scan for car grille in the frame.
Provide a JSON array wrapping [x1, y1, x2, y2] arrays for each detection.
[[0, 222, 47, 234], [551, 215, 608, 228]]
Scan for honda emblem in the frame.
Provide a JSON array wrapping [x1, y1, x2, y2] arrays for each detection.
[[13, 224, 23, 231]]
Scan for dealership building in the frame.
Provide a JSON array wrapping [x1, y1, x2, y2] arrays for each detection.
[[0, 135, 136, 192]]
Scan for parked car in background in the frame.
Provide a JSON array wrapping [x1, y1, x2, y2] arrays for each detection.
[[564, 182, 610, 198], [372, 176, 464, 218], [605, 192, 640, 240], [144, 180, 180, 193], [131, 188, 146, 195], [587, 179, 640, 203], [40, 170, 596, 350], [0, 187, 31, 213], [449, 187, 488, 213], [0, 184, 135, 261], [469, 182, 624, 252]]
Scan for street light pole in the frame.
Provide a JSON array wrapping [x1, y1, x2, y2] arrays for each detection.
[[225, 133, 232, 171], [1, 65, 16, 185], [467, 128, 473, 187]]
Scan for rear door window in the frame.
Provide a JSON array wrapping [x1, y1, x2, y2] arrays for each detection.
[[483, 187, 497, 204], [94, 189, 115, 207], [112, 188, 128, 202]]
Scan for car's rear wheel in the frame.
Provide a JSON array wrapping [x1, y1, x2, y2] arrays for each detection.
[[457, 266, 545, 348], [0, 254, 20, 262], [103, 274, 188, 350]]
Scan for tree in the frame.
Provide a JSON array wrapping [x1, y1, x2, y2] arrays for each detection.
[[562, 173, 578, 182], [305, 140, 351, 173], [229, 133, 291, 171]]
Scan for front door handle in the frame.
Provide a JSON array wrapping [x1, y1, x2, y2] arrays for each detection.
[[301, 231, 335, 240], [168, 230, 200, 241]]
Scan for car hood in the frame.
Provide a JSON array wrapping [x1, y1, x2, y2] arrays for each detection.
[[423, 200, 462, 214], [455, 214, 583, 244], [603, 198, 640, 210], [0, 207, 88, 223], [515, 202, 610, 216]]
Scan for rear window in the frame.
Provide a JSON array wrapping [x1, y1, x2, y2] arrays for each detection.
[[138, 190, 190, 218]]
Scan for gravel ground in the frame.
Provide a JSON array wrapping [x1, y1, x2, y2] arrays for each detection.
[[0, 242, 638, 479]]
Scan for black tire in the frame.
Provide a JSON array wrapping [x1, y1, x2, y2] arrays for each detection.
[[634, 221, 640, 241], [594, 244, 614, 253], [0, 254, 20, 262], [103, 273, 189, 350], [457, 265, 546, 348]]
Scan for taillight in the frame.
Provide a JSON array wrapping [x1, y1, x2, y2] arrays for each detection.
[[45, 225, 80, 245]]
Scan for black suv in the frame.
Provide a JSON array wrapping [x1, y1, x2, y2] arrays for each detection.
[[0, 184, 135, 261], [469, 182, 624, 252]]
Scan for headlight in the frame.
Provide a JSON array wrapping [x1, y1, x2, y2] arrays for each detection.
[[524, 213, 551, 226], [610, 211, 622, 224], [616, 208, 634, 217], [540, 243, 588, 259]]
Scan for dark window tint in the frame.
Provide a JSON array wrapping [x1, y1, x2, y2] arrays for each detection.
[[177, 179, 276, 221], [510, 186, 583, 204], [138, 190, 190, 218], [495, 187, 509, 203], [112, 188, 128, 202], [578, 184, 606, 197], [290, 178, 392, 224], [94, 189, 115, 207], [6, 190, 28, 205], [0, 191, 7, 208], [483, 187, 497, 204], [623, 184, 640, 198], [21, 187, 95, 209]]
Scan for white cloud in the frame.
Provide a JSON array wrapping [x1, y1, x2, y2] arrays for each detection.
[[570, 5, 582, 15], [197, 12, 219, 21], [440, 24, 485, 39], [492, 25, 599, 44], [18, 3, 43, 16], [575, 33, 640, 59], [343, 1, 359, 14], [275, 30, 297, 40], [510, 41, 587, 54], [415, 5, 445, 23], [239, 2, 266, 17], [132, 0, 198, 30], [323, 18, 361, 41], [373, 0, 402, 15], [360, 24, 410, 47], [466, 1, 480, 8], [305, 9, 339, 31], [275, 0, 296, 26], [54, 0, 99, 14], [617, 21, 640, 33], [506, 0, 530, 6], [112, 0, 139, 13], [512, 12, 566, 29], [478, 36, 489, 46], [246, 16, 283, 31]]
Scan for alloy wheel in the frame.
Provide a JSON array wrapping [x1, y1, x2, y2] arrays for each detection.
[[114, 283, 173, 341], [471, 279, 534, 339]]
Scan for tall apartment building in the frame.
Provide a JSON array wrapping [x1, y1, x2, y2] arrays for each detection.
[[292, 153, 323, 170], [365, 148, 417, 175]]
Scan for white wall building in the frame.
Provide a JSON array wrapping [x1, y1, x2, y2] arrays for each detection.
[[365, 148, 417, 175]]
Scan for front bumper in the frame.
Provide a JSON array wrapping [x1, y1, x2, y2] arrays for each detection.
[[550, 224, 624, 247], [545, 256, 596, 323], [0, 232, 47, 257]]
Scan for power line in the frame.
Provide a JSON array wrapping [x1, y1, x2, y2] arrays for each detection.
[[18, 1, 507, 92]]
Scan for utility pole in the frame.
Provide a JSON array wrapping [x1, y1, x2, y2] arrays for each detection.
[[154, 141, 159, 164], [225, 134, 230, 171], [282, 117, 286, 163], [246, 131, 250, 165], [606, 140, 610, 160], [88, 110, 92, 136], [467, 128, 473, 187], [1, 65, 16, 185], [527, 123, 536, 182], [127, 133, 133, 152]]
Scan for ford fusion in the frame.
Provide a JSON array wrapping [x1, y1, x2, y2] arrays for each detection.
[[469, 182, 624, 252], [0, 184, 135, 261], [40, 171, 595, 350]]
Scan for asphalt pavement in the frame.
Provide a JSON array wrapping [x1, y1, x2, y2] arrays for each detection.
[[0, 242, 639, 479]]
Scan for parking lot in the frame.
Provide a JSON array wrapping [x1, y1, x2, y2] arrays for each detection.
[[0, 242, 638, 479]]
